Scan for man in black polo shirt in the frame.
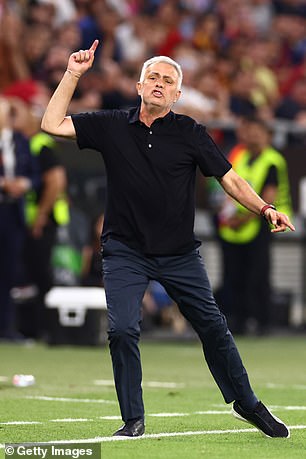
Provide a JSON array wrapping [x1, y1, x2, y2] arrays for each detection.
[[41, 40, 295, 439]]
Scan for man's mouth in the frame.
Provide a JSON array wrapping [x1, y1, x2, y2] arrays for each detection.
[[152, 90, 163, 98]]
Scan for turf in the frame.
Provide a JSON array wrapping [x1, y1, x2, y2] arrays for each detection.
[[1, 336, 306, 458]]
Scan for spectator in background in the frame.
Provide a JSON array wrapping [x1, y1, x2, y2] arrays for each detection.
[[229, 68, 257, 117], [115, 15, 150, 66], [275, 77, 306, 126], [5, 81, 69, 339], [0, 4, 29, 89], [153, 1, 183, 56], [195, 70, 231, 121], [82, 213, 104, 287], [216, 116, 292, 335], [192, 12, 224, 54], [0, 96, 39, 341], [242, 39, 280, 112]]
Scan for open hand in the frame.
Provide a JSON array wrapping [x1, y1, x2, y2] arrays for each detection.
[[67, 40, 99, 78]]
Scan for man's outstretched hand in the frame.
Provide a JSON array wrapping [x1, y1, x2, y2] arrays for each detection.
[[264, 208, 296, 233], [66, 39, 99, 78]]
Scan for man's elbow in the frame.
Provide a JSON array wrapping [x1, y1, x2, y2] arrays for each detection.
[[41, 116, 53, 134], [41, 116, 75, 139]]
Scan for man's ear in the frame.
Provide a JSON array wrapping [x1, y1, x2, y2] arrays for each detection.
[[136, 81, 142, 95], [174, 90, 182, 103]]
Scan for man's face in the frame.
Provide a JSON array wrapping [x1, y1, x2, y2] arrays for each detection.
[[136, 62, 181, 111]]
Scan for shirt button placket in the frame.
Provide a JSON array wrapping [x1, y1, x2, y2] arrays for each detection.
[[148, 130, 153, 149]]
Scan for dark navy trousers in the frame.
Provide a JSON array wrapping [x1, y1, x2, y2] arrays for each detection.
[[102, 238, 256, 422]]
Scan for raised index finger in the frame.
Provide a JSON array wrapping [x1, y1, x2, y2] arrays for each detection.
[[89, 39, 99, 53]]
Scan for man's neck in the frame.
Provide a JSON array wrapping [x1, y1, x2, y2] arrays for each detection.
[[139, 105, 170, 127]]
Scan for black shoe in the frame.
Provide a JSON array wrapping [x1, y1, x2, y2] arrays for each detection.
[[232, 401, 290, 438], [113, 418, 145, 437]]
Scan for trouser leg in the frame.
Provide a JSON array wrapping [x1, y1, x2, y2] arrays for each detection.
[[158, 249, 257, 406], [102, 240, 150, 422], [246, 230, 271, 328]]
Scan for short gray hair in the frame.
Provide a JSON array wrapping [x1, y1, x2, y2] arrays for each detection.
[[139, 56, 183, 90]]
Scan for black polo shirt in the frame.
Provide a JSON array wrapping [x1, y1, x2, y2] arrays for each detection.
[[71, 107, 231, 255]]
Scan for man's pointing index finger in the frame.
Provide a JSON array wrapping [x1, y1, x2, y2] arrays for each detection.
[[90, 40, 99, 53]]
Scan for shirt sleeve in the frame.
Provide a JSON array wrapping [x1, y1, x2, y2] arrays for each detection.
[[71, 111, 110, 151], [194, 124, 232, 177]]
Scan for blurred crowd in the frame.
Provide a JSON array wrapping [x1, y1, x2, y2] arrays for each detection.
[[0, 0, 304, 342], [1, 0, 306, 125]]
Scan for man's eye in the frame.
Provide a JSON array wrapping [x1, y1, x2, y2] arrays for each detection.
[[149, 76, 156, 80], [165, 80, 173, 84]]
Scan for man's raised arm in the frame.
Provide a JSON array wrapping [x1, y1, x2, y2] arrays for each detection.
[[41, 40, 99, 138]]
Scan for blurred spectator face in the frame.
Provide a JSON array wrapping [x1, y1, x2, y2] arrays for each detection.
[[74, 0, 90, 7], [215, 55, 236, 87], [96, 6, 120, 36], [227, 37, 250, 64], [156, 1, 182, 28], [197, 73, 220, 98], [231, 70, 255, 97], [118, 67, 139, 98], [243, 120, 270, 152], [172, 43, 201, 86], [146, 21, 168, 53], [24, 26, 52, 66], [274, 14, 305, 44], [57, 21, 82, 51], [248, 40, 271, 66], [292, 78, 306, 105], [194, 13, 220, 44], [97, 59, 122, 92], [27, 2, 56, 27]]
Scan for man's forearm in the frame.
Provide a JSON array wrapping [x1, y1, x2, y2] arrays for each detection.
[[219, 168, 267, 215], [41, 70, 80, 136]]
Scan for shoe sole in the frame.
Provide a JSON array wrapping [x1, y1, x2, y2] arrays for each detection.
[[232, 406, 290, 439]]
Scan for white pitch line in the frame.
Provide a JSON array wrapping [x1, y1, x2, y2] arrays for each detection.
[[0, 410, 231, 426], [93, 379, 186, 389], [270, 405, 306, 411], [93, 425, 306, 442], [1, 421, 41, 425], [1, 425, 306, 448], [145, 381, 185, 388], [3, 405, 305, 426], [49, 419, 90, 423], [265, 383, 306, 390], [25, 396, 116, 404]]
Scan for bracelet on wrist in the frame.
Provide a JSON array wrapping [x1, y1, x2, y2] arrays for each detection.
[[260, 204, 276, 218], [66, 69, 81, 79]]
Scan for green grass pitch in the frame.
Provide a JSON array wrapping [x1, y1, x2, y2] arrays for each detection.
[[1, 336, 306, 458]]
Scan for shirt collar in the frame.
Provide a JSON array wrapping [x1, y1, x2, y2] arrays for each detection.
[[128, 106, 175, 126]]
